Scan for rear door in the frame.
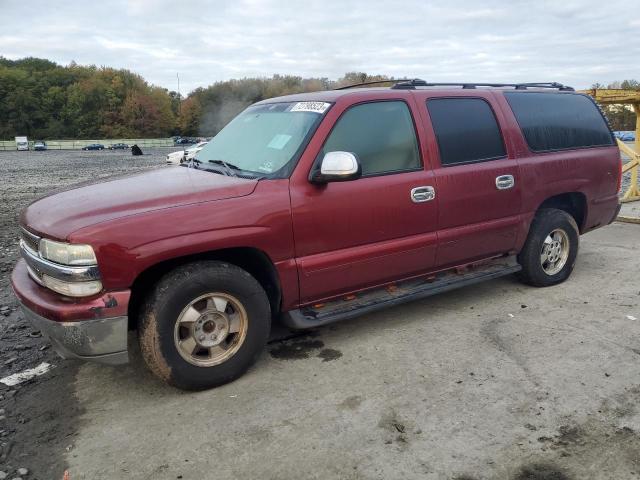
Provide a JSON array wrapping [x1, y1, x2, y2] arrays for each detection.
[[416, 92, 523, 268], [289, 98, 439, 304]]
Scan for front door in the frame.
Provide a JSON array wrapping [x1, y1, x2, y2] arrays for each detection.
[[290, 99, 439, 304]]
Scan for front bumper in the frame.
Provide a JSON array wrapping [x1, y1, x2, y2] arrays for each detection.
[[22, 305, 128, 364], [11, 259, 130, 364]]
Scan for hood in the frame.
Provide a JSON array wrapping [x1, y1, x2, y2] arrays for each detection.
[[22, 167, 258, 240]]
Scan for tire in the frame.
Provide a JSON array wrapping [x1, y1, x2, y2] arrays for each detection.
[[138, 261, 271, 390], [517, 208, 579, 287]]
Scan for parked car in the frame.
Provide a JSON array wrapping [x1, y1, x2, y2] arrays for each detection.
[[166, 142, 208, 165], [33, 141, 47, 151], [12, 81, 621, 391], [166, 149, 187, 165], [184, 141, 208, 161], [174, 137, 196, 145], [108, 143, 129, 150], [82, 144, 105, 151], [620, 132, 636, 142]]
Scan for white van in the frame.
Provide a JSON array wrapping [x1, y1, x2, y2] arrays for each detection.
[[15, 136, 29, 151]]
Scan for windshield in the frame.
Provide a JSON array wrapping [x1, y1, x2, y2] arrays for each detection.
[[194, 101, 330, 177]]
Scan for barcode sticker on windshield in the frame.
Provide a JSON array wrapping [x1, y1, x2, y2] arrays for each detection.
[[290, 102, 331, 114]]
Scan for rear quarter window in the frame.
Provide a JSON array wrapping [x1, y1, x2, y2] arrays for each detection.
[[504, 92, 614, 152]]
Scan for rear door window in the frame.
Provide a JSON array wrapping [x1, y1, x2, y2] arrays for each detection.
[[504, 92, 614, 152], [426, 98, 506, 166]]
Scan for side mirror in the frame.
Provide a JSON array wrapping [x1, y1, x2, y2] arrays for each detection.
[[309, 151, 362, 184]]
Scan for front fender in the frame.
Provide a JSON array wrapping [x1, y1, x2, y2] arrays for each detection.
[[68, 180, 296, 292]]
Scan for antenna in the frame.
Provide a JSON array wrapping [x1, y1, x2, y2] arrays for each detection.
[[177, 73, 181, 116]]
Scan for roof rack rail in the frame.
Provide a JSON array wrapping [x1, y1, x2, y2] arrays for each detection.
[[390, 80, 575, 91], [334, 79, 414, 90], [334, 79, 575, 92]]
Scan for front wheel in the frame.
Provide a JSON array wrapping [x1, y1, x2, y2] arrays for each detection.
[[517, 208, 579, 287], [138, 261, 271, 390]]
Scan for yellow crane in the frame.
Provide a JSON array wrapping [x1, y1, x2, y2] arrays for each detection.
[[582, 89, 640, 203]]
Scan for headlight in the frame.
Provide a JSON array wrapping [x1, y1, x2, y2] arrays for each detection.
[[41, 275, 103, 297], [39, 239, 97, 266]]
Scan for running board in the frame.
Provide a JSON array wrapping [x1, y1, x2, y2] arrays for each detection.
[[281, 255, 521, 329]]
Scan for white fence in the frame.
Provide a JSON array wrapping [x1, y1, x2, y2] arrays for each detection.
[[0, 138, 175, 151]]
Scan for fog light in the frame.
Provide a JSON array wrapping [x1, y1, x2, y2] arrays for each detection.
[[41, 275, 103, 297]]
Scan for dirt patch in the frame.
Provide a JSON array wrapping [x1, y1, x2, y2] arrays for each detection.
[[317, 348, 342, 362], [377, 409, 418, 448], [269, 338, 325, 360], [338, 395, 363, 411], [601, 384, 640, 418], [528, 414, 640, 477], [454, 463, 572, 480], [537, 425, 585, 450], [512, 463, 571, 480], [268, 331, 341, 362]]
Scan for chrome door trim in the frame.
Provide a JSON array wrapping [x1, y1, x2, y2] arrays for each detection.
[[410, 186, 436, 203], [495, 175, 515, 190]]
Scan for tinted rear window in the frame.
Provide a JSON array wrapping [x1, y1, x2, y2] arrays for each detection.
[[504, 92, 614, 152], [426, 98, 506, 166]]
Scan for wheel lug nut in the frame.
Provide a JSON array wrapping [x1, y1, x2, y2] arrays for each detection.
[[198, 335, 205, 341]]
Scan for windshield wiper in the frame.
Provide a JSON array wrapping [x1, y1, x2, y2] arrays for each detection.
[[182, 159, 227, 176], [208, 159, 240, 177]]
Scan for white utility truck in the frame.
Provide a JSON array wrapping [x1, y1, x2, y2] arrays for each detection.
[[15, 136, 29, 151]]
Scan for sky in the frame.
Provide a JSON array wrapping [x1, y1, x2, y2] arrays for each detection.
[[1, 0, 638, 94]]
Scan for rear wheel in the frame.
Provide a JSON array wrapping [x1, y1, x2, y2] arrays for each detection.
[[517, 208, 579, 287], [138, 261, 271, 390]]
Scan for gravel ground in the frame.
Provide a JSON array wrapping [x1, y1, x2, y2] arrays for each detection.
[[0, 146, 638, 479], [0, 147, 177, 477], [0, 147, 174, 375]]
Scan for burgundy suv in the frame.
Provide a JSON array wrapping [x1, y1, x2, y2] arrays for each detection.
[[11, 80, 621, 390]]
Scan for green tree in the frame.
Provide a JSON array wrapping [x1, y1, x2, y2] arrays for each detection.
[[0, 57, 179, 139], [598, 79, 640, 131]]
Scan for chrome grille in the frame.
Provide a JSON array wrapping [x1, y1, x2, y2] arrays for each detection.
[[20, 227, 41, 254]]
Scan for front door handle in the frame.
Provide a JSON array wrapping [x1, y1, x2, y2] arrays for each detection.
[[411, 186, 435, 203], [496, 175, 515, 190]]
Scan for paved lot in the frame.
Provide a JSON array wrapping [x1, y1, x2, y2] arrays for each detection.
[[67, 222, 640, 480], [0, 149, 639, 480]]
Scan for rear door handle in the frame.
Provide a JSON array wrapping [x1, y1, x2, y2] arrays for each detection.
[[496, 175, 515, 190], [411, 186, 435, 203]]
